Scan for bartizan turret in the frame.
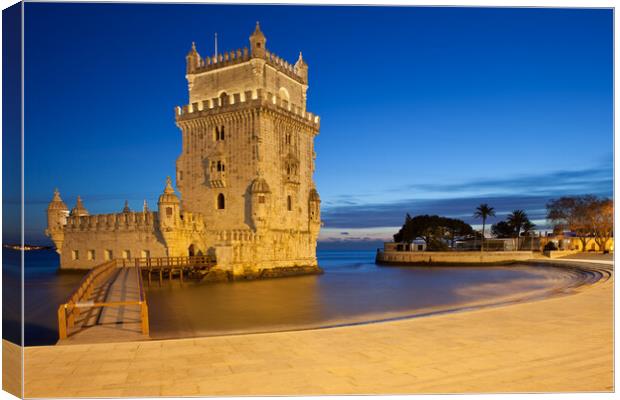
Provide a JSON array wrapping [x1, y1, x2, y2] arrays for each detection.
[[157, 177, 182, 256], [308, 187, 321, 235], [186, 41, 201, 74], [70, 196, 89, 217], [294, 52, 308, 84], [45, 189, 69, 254], [249, 21, 266, 58], [249, 176, 272, 231]]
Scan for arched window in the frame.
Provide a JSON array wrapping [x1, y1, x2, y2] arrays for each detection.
[[287, 195, 292, 211], [217, 193, 225, 210], [219, 92, 228, 106], [220, 125, 225, 140]]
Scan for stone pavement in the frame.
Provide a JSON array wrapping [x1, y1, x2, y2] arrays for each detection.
[[23, 260, 613, 397]]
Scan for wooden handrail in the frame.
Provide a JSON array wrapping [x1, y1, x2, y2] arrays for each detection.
[[58, 255, 215, 340], [127, 255, 215, 268], [58, 259, 150, 340], [63, 259, 118, 305]]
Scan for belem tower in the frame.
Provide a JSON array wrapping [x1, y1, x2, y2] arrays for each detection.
[[46, 23, 322, 278]]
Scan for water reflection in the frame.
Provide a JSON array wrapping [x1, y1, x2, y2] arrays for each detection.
[[146, 250, 571, 340], [12, 249, 575, 345]]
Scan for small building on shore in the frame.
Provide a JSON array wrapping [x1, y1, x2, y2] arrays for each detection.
[[383, 241, 427, 252]]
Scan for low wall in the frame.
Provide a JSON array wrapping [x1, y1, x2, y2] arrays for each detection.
[[376, 250, 534, 266], [543, 250, 581, 259]]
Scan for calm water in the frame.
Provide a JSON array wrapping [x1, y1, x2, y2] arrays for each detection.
[[3, 249, 88, 346], [5, 249, 575, 346], [147, 250, 573, 340]]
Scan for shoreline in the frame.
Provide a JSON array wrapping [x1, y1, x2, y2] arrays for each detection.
[[16, 257, 613, 396], [19, 257, 613, 396], [123, 260, 609, 343], [16, 258, 608, 347]]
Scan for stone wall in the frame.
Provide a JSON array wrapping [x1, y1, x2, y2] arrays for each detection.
[[60, 227, 168, 269], [376, 250, 534, 265], [543, 250, 581, 259]]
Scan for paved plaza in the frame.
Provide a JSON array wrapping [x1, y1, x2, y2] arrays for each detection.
[[18, 257, 613, 397]]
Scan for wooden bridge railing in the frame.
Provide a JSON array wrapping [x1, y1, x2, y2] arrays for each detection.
[[57, 259, 149, 340], [57, 255, 215, 340], [120, 255, 216, 269]]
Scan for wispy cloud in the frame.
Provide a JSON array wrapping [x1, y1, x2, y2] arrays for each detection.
[[390, 164, 613, 198], [322, 165, 613, 231]]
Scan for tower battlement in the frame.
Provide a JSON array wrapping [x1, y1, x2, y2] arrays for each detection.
[[175, 88, 320, 128], [63, 210, 205, 233], [187, 47, 305, 84]]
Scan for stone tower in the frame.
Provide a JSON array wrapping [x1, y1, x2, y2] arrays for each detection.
[[45, 189, 69, 254], [175, 22, 321, 274], [46, 23, 321, 275]]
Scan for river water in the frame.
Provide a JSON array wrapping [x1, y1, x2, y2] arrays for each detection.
[[5, 248, 577, 346]]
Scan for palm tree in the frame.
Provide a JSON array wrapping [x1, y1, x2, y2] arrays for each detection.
[[507, 210, 529, 250], [474, 204, 495, 251], [521, 220, 537, 250]]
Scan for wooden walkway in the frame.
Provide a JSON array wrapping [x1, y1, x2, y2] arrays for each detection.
[[57, 256, 215, 345], [58, 266, 148, 345]]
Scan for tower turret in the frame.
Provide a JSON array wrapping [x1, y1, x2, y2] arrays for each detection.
[[158, 177, 180, 229], [249, 176, 272, 231], [249, 21, 266, 58], [308, 187, 321, 234], [70, 196, 89, 217], [122, 200, 131, 213], [294, 52, 308, 84], [157, 177, 183, 256], [45, 189, 69, 254], [186, 41, 201, 74]]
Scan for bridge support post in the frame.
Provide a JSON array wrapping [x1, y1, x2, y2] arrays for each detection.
[[140, 302, 149, 336], [58, 305, 67, 340]]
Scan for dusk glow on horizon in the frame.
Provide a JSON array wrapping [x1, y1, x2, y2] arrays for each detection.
[[17, 4, 613, 245]]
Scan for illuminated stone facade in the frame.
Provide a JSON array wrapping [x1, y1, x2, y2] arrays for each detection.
[[47, 23, 322, 276]]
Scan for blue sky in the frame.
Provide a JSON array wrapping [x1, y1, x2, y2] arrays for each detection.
[[17, 4, 613, 246]]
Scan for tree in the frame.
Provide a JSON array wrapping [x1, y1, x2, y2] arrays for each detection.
[[491, 220, 514, 238], [392, 214, 475, 251], [546, 195, 596, 251], [520, 220, 536, 236], [546, 195, 610, 251], [507, 210, 530, 250], [590, 198, 613, 252], [442, 217, 475, 248], [473, 203, 495, 252], [519, 220, 537, 250], [393, 213, 413, 243]]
